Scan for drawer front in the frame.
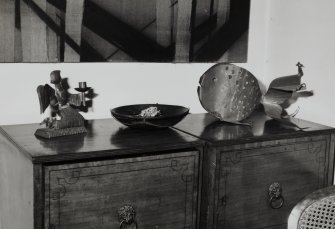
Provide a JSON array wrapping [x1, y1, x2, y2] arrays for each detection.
[[44, 151, 199, 229], [216, 136, 328, 229]]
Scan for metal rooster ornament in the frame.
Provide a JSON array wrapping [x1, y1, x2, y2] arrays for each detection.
[[262, 63, 313, 119], [35, 70, 92, 138]]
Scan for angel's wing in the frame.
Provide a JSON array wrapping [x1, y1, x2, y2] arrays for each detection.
[[37, 84, 55, 114]]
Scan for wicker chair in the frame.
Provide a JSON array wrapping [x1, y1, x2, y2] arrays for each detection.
[[288, 186, 335, 229]]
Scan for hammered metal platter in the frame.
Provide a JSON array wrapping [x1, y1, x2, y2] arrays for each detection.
[[197, 63, 262, 124]]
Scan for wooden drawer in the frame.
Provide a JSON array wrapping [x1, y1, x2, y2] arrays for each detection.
[[215, 136, 329, 229], [44, 151, 199, 229]]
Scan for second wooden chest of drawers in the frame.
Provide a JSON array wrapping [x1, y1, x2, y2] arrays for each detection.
[[174, 111, 335, 229]]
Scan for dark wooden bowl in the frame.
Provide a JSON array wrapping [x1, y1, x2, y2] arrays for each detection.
[[111, 104, 189, 129]]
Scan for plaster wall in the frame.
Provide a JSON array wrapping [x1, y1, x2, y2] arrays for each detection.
[[264, 0, 335, 127]]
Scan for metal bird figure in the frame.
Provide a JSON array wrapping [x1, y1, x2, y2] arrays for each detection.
[[262, 62, 313, 120]]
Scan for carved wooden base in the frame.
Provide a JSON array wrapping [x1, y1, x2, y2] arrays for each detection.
[[35, 126, 87, 139]]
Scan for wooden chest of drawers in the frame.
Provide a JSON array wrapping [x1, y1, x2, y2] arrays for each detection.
[[0, 119, 203, 229], [173, 111, 335, 229], [1, 112, 334, 229]]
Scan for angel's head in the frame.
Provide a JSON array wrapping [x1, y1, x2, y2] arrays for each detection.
[[50, 70, 61, 84]]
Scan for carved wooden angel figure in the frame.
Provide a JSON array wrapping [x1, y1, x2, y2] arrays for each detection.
[[35, 70, 91, 138]]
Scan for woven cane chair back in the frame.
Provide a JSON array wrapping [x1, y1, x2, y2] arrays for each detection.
[[288, 186, 335, 229]]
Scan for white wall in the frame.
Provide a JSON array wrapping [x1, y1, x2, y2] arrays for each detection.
[[0, 63, 211, 124], [0, 0, 270, 126], [264, 0, 335, 127]]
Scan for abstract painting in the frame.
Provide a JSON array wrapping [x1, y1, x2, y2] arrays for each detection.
[[0, 0, 250, 62]]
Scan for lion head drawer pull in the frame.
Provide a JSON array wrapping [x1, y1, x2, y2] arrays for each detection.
[[268, 182, 284, 209], [118, 204, 137, 229]]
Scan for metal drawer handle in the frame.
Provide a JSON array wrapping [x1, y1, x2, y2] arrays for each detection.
[[268, 182, 284, 209], [118, 204, 137, 229]]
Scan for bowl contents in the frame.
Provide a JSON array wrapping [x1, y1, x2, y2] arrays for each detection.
[[138, 106, 161, 117]]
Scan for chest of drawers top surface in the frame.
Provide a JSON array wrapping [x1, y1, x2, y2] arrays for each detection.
[[0, 118, 202, 164], [174, 111, 335, 145], [1, 112, 333, 163]]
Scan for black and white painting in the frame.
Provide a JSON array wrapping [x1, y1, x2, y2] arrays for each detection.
[[0, 0, 250, 62]]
